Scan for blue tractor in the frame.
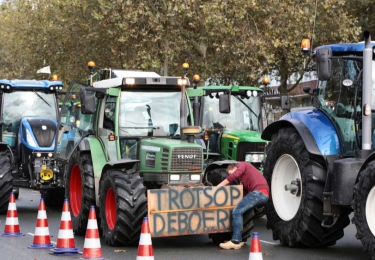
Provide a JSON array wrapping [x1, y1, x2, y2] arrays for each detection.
[[261, 31, 375, 258], [0, 78, 64, 213]]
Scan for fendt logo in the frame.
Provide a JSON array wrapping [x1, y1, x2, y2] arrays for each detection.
[[177, 155, 196, 159]]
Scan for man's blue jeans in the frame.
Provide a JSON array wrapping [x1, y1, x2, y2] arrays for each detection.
[[231, 190, 268, 243]]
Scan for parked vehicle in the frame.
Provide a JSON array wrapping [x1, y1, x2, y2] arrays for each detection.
[[261, 32, 375, 258], [54, 64, 254, 246], [0, 78, 64, 213]]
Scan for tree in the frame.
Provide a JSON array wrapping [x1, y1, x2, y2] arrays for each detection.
[[0, 0, 363, 89]]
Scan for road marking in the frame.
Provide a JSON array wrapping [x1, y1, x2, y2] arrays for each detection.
[[261, 239, 279, 245]]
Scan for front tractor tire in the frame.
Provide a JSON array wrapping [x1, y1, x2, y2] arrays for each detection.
[[65, 151, 95, 235], [264, 127, 349, 247], [0, 152, 12, 214], [352, 161, 375, 257], [99, 169, 147, 246]]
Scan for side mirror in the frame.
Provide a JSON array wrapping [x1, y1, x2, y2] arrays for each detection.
[[281, 95, 290, 110], [80, 87, 95, 114], [316, 48, 332, 81], [57, 124, 71, 145], [219, 94, 231, 113], [303, 86, 311, 94], [169, 123, 178, 135]]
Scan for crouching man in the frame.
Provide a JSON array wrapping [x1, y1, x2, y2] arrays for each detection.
[[217, 162, 269, 250]]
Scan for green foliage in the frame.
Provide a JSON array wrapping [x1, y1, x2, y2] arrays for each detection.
[[0, 0, 365, 90]]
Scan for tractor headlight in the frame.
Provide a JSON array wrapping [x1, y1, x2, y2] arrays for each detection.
[[170, 174, 180, 181], [125, 78, 135, 85], [190, 174, 201, 181], [245, 153, 264, 163], [26, 129, 38, 147]]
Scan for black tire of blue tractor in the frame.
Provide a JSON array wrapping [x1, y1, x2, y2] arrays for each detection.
[[0, 152, 12, 214], [264, 127, 350, 247], [65, 151, 95, 235], [42, 188, 65, 208], [99, 169, 147, 246], [352, 161, 375, 257]]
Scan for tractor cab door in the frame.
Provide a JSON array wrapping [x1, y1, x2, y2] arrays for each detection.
[[98, 95, 118, 160], [56, 81, 97, 160]]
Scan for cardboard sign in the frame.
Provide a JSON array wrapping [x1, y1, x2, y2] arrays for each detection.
[[147, 185, 243, 237]]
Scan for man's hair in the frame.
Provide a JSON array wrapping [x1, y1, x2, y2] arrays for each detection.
[[226, 163, 238, 173]]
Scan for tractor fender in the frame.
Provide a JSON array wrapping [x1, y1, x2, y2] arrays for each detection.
[[263, 109, 341, 156], [101, 159, 139, 177], [262, 119, 323, 156], [78, 137, 107, 179]]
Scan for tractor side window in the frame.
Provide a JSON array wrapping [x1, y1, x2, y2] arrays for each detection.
[[103, 98, 115, 131], [120, 137, 140, 159]]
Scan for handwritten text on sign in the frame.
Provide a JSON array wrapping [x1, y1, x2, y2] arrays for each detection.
[[147, 185, 243, 237]]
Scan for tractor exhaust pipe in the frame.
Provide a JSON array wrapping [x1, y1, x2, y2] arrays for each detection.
[[362, 31, 372, 151]]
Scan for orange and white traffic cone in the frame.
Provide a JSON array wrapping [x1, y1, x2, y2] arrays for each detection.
[[50, 199, 79, 255], [28, 198, 54, 249], [80, 205, 104, 260], [2, 192, 23, 237], [136, 216, 154, 260], [248, 232, 263, 260]]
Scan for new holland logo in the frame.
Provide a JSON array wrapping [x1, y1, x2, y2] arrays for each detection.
[[177, 155, 196, 159]]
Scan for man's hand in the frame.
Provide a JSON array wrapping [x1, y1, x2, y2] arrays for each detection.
[[217, 179, 229, 187]]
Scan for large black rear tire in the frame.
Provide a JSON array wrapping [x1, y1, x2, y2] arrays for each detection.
[[65, 151, 95, 235], [99, 169, 147, 246], [352, 161, 375, 257], [264, 127, 349, 247], [0, 152, 12, 214]]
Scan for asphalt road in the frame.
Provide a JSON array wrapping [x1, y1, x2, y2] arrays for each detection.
[[0, 188, 371, 260]]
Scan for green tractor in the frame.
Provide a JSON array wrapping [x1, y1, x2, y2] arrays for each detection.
[[54, 64, 254, 246], [186, 83, 268, 219], [187, 84, 266, 169]]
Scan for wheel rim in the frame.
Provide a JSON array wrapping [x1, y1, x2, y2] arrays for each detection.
[[366, 186, 375, 235], [70, 164, 82, 216], [105, 187, 117, 230], [271, 154, 302, 221]]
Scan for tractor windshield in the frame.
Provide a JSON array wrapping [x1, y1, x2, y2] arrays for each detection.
[[316, 58, 375, 155], [119, 90, 183, 137], [202, 95, 262, 131], [2, 91, 57, 139]]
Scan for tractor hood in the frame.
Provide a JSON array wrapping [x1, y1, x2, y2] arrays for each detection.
[[222, 129, 265, 143], [138, 138, 204, 174], [20, 117, 57, 150]]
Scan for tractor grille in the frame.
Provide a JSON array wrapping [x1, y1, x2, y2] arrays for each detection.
[[169, 147, 202, 172], [27, 119, 56, 147], [236, 142, 265, 161], [161, 148, 169, 171]]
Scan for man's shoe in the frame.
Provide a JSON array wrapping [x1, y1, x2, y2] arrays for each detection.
[[224, 240, 245, 247], [219, 240, 242, 250]]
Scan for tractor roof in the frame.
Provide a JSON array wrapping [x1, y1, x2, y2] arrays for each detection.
[[93, 69, 187, 89], [93, 70, 161, 88], [314, 41, 375, 55], [0, 79, 63, 91]]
